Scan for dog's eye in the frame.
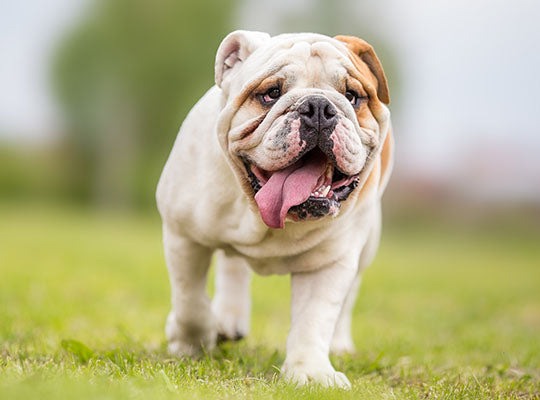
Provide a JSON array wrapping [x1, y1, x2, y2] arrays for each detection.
[[261, 87, 281, 104], [345, 90, 359, 106]]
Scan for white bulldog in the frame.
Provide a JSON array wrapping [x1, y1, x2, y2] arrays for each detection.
[[156, 30, 393, 388]]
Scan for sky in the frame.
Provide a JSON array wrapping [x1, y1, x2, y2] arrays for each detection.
[[0, 0, 88, 142], [364, 1, 540, 168]]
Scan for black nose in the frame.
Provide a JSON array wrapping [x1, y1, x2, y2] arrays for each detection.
[[298, 96, 337, 132]]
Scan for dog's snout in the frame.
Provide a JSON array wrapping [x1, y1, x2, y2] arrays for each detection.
[[298, 97, 337, 131]]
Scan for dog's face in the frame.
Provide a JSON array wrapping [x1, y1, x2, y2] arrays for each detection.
[[215, 32, 390, 229]]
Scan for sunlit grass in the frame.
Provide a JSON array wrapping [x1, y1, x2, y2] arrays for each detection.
[[1, 202, 539, 399]]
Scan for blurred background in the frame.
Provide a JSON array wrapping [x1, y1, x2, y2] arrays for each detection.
[[1, 4, 539, 397], [1, 0, 540, 227]]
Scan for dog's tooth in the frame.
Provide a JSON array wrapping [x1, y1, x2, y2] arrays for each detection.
[[325, 163, 334, 180], [321, 185, 330, 197]]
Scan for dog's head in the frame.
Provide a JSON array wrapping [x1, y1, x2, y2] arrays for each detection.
[[215, 31, 391, 229]]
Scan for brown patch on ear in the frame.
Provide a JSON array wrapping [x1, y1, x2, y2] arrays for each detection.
[[334, 35, 390, 104]]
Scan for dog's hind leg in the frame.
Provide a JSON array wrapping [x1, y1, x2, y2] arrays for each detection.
[[330, 274, 362, 355], [163, 223, 216, 357], [330, 207, 381, 355], [212, 250, 252, 341]]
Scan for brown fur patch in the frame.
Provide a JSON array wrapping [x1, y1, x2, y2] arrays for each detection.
[[333, 36, 393, 200], [334, 36, 389, 105], [378, 126, 393, 190]]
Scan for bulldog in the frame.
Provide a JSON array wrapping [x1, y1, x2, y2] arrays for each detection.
[[156, 30, 393, 388]]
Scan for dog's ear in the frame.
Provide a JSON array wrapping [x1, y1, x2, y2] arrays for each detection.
[[215, 30, 271, 88], [334, 35, 390, 104]]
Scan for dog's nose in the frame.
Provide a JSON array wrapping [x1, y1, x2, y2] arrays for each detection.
[[298, 97, 337, 132]]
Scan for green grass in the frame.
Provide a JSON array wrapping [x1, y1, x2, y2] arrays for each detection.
[[1, 202, 539, 399]]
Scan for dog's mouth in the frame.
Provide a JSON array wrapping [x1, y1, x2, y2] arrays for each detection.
[[243, 148, 360, 229]]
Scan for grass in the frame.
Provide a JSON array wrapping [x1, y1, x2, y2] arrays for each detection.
[[0, 202, 539, 399]]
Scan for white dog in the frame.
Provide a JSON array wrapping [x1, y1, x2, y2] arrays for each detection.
[[156, 30, 393, 388]]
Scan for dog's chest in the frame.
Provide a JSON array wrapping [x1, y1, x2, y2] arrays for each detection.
[[226, 217, 370, 275]]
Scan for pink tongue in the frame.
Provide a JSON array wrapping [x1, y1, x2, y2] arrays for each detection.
[[254, 151, 327, 229]]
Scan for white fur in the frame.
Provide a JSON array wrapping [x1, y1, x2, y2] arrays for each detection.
[[211, 250, 252, 340], [156, 31, 392, 388]]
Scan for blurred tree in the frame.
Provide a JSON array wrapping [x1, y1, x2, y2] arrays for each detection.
[[53, 0, 238, 208]]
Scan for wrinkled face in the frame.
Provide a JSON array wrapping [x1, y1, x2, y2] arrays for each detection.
[[218, 34, 388, 229]]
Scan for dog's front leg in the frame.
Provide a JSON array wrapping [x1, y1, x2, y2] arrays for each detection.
[[211, 250, 252, 341], [162, 223, 216, 357], [281, 258, 357, 389]]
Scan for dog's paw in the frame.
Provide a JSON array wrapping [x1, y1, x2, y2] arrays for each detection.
[[212, 299, 249, 342], [165, 311, 217, 357], [281, 358, 351, 389], [330, 335, 356, 355], [167, 337, 210, 357]]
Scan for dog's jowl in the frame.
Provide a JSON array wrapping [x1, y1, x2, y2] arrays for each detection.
[[156, 31, 393, 388]]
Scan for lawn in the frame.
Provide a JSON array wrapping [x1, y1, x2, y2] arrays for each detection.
[[0, 202, 539, 399]]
